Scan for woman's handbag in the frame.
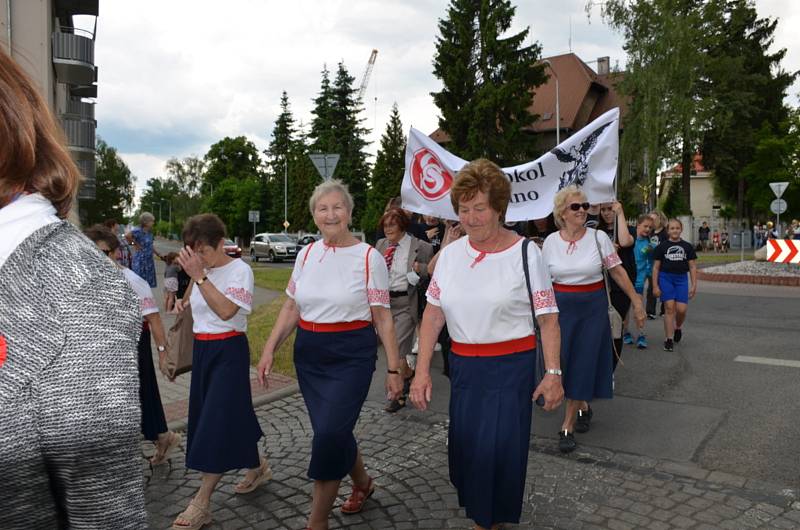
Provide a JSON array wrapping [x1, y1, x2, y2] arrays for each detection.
[[592, 229, 624, 343], [161, 304, 194, 379], [521, 238, 546, 407]]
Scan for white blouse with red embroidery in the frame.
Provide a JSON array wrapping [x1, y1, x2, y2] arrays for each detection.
[[426, 237, 558, 344], [122, 268, 159, 318], [287, 241, 390, 323], [190, 258, 254, 333], [541, 228, 622, 285]]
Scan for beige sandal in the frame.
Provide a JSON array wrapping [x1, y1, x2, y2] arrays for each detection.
[[234, 457, 272, 494], [151, 431, 182, 466], [172, 500, 212, 530]]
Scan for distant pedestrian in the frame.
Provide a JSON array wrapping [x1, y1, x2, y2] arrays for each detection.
[[257, 180, 403, 530], [0, 48, 146, 528], [410, 159, 563, 530], [105, 217, 133, 268], [163, 252, 180, 312], [376, 208, 433, 413], [652, 219, 698, 352], [530, 213, 558, 248], [597, 201, 635, 370], [172, 213, 269, 530], [543, 186, 645, 453], [84, 225, 181, 465], [626, 215, 656, 349], [127, 212, 163, 288], [698, 221, 710, 251], [712, 229, 722, 251]]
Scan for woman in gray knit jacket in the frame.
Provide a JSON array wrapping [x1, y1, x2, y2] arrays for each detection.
[[0, 50, 147, 528]]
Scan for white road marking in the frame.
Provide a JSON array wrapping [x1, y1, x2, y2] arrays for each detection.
[[734, 356, 800, 368]]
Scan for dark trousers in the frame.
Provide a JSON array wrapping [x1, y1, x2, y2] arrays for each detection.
[[609, 289, 631, 372]]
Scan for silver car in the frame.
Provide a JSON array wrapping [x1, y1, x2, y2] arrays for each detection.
[[251, 233, 299, 263]]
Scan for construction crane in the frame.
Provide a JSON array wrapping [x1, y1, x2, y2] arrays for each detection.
[[357, 49, 378, 101]]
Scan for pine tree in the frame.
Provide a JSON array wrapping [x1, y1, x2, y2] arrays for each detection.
[[309, 62, 371, 228], [364, 104, 406, 235], [431, 0, 547, 165], [265, 91, 297, 231]]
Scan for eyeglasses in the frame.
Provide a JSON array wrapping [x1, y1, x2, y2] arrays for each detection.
[[568, 202, 591, 211]]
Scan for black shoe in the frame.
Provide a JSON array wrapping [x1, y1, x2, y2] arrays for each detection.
[[674, 329, 682, 343], [558, 430, 577, 453], [575, 406, 593, 433], [663, 339, 674, 352], [384, 397, 406, 413]]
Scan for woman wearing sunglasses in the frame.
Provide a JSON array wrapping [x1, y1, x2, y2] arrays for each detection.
[[542, 186, 645, 453]]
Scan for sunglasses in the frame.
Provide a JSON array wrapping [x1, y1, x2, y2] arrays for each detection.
[[568, 202, 591, 211]]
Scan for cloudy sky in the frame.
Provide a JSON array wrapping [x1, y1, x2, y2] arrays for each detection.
[[80, 0, 800, 203]]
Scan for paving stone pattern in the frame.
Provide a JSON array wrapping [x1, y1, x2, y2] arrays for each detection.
[[144, 395, 800, 530]]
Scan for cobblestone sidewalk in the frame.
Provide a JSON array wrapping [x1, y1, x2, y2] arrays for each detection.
[[143, 394, 800, 530]]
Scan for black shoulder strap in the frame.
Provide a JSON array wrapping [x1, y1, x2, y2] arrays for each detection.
[[521, 238, 540, 332]]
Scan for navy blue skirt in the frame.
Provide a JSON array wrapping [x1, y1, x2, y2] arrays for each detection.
[[556, 288, 613, 401], [138, 328, 168, 441], [186, 334, 263, 473], [448, 349, 536, 528], [294, 325, 376, 481]]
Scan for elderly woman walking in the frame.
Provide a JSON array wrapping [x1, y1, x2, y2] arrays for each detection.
[[376, 208, 433, 412], [172, 214, 268, 530], [257, 180, 404, 530], [542, 186, 646, 453], [409, 159, 563, 530], [127, 211, 162, 288], [0, 49, 145, 528]]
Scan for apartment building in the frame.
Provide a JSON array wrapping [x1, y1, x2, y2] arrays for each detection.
[[0, 0, 98, 200]]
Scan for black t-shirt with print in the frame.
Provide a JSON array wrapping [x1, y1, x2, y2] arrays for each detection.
[[653, 239, 697, 274]]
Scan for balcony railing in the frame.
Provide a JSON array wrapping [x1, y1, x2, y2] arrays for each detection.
[[61, 117, 95, 158], [52, 28, 95, 86], [76, 159, 96, 200], [64, 98, 95, 122]]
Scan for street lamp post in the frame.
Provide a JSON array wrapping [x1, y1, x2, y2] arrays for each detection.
[[542, 59, 560, 146], [162, 200, 172, 237], [283, 156, 288, 232]]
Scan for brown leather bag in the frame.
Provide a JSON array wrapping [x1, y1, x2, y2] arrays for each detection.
[[161, 304, 194, 380]]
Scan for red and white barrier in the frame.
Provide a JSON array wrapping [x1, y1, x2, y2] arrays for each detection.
[[766, 239, 800, 264]]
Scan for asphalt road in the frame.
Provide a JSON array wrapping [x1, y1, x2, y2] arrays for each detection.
[[155, 237, 800, 486]]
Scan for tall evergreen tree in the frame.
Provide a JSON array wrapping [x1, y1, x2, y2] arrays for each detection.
[[700, 0, 796, 219], [309, 62, 371, 227], [80, 137, 135, 225], [364, 103, 406, 235], [431, 0, 547, 165], [265, 91, 297, 230]]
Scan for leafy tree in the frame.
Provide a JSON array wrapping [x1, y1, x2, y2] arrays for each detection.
[[138, 176, 180, 235], [431, 0, 547, 165], [308, 62, 371, 227], [79, 137, 135, 225], [363, 103, 406, 235], [699, 0, 796, 219]]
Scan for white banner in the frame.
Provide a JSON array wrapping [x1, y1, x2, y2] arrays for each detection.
[[400, 107, 620, 221]]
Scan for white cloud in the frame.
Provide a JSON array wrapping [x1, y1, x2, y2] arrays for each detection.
[[84, 0, 800, 204]]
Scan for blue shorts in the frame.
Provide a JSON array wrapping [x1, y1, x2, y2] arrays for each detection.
[[658, 271, 689, 303]]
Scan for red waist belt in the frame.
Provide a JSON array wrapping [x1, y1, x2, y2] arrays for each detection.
[[298, 319, 371, 333], [451, 335, 536, 357], [194, 331, 245, 341], [552, 280, 604, 292]]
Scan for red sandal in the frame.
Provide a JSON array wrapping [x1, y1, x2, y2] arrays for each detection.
[[340, 477, 375, 514]]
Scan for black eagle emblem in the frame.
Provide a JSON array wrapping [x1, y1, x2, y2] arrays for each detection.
[[551, 120, 615, 189]]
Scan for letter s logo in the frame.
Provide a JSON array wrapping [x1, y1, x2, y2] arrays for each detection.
[[411, 148, 454, 201]]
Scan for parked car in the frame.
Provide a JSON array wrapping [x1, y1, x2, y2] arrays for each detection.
[[297, 234, 320, 246], [251, 233, 299, 262], [223, 239, 242, 258]]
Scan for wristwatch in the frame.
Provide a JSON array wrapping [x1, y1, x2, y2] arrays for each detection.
[[157, 345, 166, 353], [545, 368, 562, 376], [196, 275, 208, 286]]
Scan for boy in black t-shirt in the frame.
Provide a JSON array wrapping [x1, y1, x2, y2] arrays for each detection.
[[652, 218, 697, 352]]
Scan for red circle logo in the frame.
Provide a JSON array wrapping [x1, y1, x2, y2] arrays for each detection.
[[411, 148, 454, 200]]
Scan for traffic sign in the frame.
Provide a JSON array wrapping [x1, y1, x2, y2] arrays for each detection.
[[283, 220, 290, 229], [770, 199, 787, 215], [309, 153, 340, 180], [766, 239, 800, 264], [769, 182, 789, 199], [248, 210, 260, 223]]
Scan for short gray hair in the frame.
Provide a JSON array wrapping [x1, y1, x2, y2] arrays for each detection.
[[140, 212, 155, 225], [308, 179, 354, 215], [552, 185, 586, 229]]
